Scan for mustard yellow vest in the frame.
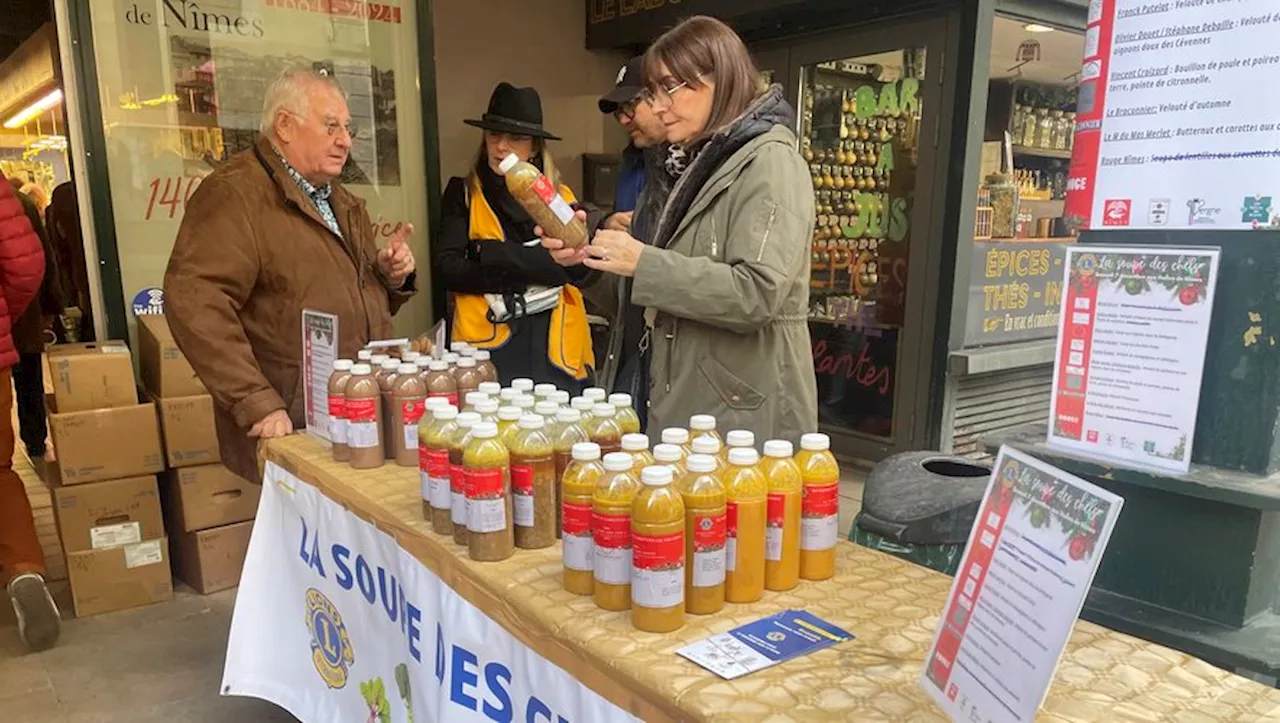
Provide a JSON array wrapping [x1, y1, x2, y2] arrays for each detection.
[[450, 175, 594, 380]]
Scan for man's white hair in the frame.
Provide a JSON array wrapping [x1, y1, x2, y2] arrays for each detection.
[[259, 67, 344, 136]]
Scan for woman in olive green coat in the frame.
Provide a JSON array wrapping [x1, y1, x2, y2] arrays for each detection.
[[544, 16, 817, 443]]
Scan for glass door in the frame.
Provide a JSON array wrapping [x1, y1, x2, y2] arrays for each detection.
[[791, 18, 949, 460]]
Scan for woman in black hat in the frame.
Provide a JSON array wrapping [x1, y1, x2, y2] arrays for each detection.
[[434, 82, 596, 391]]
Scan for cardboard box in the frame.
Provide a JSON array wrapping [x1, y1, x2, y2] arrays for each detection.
[[172, 521, 252, 594], [49, 404, 165, 485], [47, 342, 138, 413], [66, 538, 173, 617], [155, 394, 220, 468], [162, 464, 259, 532], [137, 315, 205, 398], [52, 475, 165, 555]]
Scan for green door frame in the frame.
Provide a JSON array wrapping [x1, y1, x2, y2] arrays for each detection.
[[61, 0, 444, 341]]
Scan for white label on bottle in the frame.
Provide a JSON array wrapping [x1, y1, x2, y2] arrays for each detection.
[[348, 421, 379, 449], [633, 566, 684, 609], [801, 516, 839, 551], [693, 548, 726, 588], [90, 521, 142, 550], [765, 527, 783, 562], [403, 424, 419, 450], [451, 491, 468, 525], [419, 472, 431, 502], [548, 194, 575, 225], [332, 418, 348, 445], [124, 540, 164, 569], [468, 498, 507, 534], [513, 492, 534, 528], [431, 475, 452, 510], [563, 535, 593, 572], [593, 546, 632, 586], [725, 537, 737, 572]]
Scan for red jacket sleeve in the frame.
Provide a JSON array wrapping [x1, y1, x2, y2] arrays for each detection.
[[0, 178, 46, 321]]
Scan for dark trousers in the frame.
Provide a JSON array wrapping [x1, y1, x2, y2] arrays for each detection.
[[12, 353, 46, 456]]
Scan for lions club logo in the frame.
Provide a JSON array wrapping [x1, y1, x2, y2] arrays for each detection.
[[766, 631, 786, 642], [1000, 460, 1021, 489], [306, 588, 354, 689]]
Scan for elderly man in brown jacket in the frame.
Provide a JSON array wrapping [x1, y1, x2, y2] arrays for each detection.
[[165, 68, 416, 483]]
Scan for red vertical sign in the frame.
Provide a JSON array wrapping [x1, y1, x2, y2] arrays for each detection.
[[1064, 0, 1117, 230], [1053, 255, 1100, 441]]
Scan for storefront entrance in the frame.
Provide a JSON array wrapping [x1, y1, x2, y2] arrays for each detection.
[[754, 17, 954, 460]]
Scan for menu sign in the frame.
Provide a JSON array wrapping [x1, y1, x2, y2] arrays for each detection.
[[1048, 246, 1219, 473], [964, 242, 1070, 347], [1065, 0, 1280, 230], [921, 446, 1123, 723], [302, 309, 339, 442]]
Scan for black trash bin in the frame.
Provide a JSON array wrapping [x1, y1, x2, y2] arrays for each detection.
[[850, 452, 992, 576]]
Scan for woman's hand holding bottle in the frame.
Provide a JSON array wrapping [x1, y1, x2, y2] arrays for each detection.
[[538, 210, 592, 267], [539, 211, 645, 277]]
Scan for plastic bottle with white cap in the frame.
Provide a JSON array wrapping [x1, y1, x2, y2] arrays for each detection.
[[621, 433, 654, 470], [689, 414, 722, 444], [631, 464, 685, 633], [724, 447, 767, 603], [677, 454, 726, 615], [609, 393, 642, 435], [478, 381, 502, 397], [561, 442, 604, 595], [510, 378, 535, 394], [587, 403, 624, 455], [796, 433, 839, 581], [762, 440, 802, 591], [533, 383, 558, 400], [583, 387, 608, 403], [464, 421, 513, 562], [690, 435, 726, 477], [593, 452, 640, 611], [423, 406, 460, 535]]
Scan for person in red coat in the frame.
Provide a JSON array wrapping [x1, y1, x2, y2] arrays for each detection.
[[0, 171, 59, 651]]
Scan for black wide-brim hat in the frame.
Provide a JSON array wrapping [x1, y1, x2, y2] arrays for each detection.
[[464, 82, 561, 141]]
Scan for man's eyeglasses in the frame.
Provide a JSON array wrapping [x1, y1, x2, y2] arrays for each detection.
[[640, 74, 701, 109], [321, 118, 357, 138], [612, 100, 639, 123]]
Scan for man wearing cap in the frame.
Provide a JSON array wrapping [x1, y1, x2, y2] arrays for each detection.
[[590, 57, 672, 427], [597, 55, 669, 237]]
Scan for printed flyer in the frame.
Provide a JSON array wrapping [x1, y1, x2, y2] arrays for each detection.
[[921, 446, 1124, 723], [302, 309, 339, 442], [677, 610, 853, 680], [1047, 246, 1219, 473]]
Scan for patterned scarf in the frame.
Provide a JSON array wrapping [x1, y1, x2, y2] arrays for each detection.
[[663, 142, 702, 178]]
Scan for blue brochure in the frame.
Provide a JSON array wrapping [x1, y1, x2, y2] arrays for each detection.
[[677, 609, 854, 679]]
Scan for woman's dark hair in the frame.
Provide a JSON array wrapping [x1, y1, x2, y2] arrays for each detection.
[[642, 16, 763, 144]]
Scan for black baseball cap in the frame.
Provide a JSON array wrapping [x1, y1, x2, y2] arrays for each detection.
[[598, 56, 645, 114]]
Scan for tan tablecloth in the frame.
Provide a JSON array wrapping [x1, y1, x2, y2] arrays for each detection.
[[263, 435, 1280, 722]]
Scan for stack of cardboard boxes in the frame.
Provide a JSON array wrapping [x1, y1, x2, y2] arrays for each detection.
[[138, 315, 259, 595], [47, 342, 172, 617]]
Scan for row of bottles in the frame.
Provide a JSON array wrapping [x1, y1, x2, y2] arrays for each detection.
[[561, 424, 840, 634]]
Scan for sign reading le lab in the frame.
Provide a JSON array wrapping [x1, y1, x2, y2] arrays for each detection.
[[1065, 0, 1280, 230]]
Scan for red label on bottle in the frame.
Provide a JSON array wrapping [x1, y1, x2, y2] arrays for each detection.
[[802, 482, 840, 518], [511, 465, 534, 496], [563, 502, 592, 536], [767, 493, 787, 528], [401, 399, 425, 425], [727, 502, 739, 540], [425, 448, 451, 478], [693, 512, 727, 552], [328, 394, 346, 419], [591, 511, 631, 549], [531, 174, 557, 205], [428, 391, 458, 407], [465, 467, 505, 501], [633, 531, 684, 571], [419, 444, 429, 472], [450, 464, 466, 494], [346, 397, 377, 423]]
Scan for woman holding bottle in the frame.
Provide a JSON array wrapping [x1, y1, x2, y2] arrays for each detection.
[[435, 82, 595, 393], [543, 16, 817, 443]]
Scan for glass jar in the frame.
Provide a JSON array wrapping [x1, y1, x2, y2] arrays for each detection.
[[985, 173, 1018, 239], [1064, 112, 1077, 150], [1021, 106, 1039, 147], [1037, 109, 1053, 149]]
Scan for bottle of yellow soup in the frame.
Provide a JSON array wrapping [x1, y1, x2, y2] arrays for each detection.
[[622, 433, 654, 472], [652, 443, 685, 480], [561, 442, 604, 596], [631, 465, 685, 633], [609, 393, 642, 436], [689, 414, 722, 445], [660, 428, 691, 459], [762, 440, 802, 592], [796, 433, 840, 581], [689, 435, 727, 479], [724, 448, 768, 604], [592, 453, 640, 611], [677, 454, 726, 615], [723, 429, 756, 467]]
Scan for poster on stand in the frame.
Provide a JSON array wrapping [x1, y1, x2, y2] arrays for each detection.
[[302, 309, 338, 441], [1065, 0, 1280, 230], [1047, 246, 1219, 473], [921, 446, 1124, 723]]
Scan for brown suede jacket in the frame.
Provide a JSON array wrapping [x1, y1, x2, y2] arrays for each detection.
[[165, 136, 415, 482]]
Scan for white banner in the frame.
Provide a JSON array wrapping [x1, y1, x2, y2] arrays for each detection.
[[223, 463, 640, 723]]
